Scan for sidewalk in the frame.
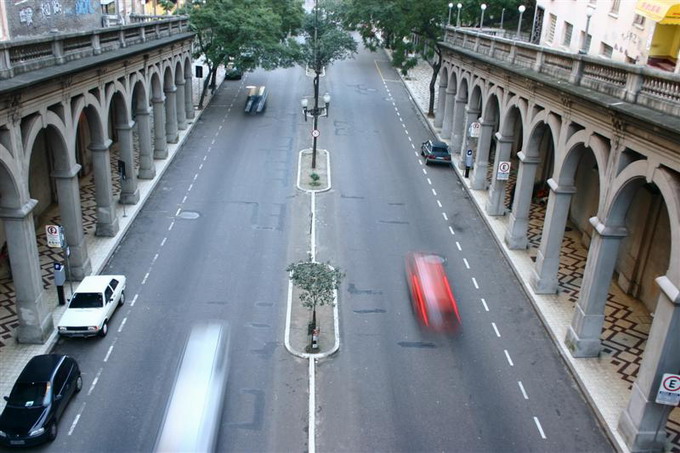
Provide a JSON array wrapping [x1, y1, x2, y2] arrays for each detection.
[[399, 57, 676, 452]]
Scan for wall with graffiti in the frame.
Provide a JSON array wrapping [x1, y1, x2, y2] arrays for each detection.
[[7, 0, 101, 39]]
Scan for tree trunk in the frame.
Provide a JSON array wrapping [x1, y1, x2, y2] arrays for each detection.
[[427, 49, 443, 118]]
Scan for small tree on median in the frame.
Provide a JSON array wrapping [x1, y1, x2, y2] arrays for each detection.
[[287, 260, 344, 350]]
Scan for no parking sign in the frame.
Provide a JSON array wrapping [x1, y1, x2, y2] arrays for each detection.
[[656, 374, 680, 406], [496, 161, 511, 180]]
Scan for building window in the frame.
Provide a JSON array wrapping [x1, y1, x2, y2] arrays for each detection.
[[611, 0, 620, 14], [601, 43, 613, 58], [563, 22, 573, 46], [547, 14, 557, 42], [633, 14, 646, 26]]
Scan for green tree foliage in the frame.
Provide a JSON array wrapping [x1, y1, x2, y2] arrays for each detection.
[[286, 261, 344, 313]]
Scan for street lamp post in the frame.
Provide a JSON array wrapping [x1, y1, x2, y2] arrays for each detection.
[[480, 3, 487, 29], [516, 5, 526, 40], [456, 3, 462, 27], [448, 2, 453, 26], [579, 5, 595, 55]]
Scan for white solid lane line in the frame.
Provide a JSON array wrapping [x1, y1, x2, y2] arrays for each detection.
[[308, 358, 316, 453]]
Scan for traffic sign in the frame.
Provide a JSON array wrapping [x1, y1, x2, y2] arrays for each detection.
[[497, 161, 511, 180], [46, 225, 63, 248], [312, 129, 320, 138], [469, 122, 481, 138], [656, 374, 680, 406]]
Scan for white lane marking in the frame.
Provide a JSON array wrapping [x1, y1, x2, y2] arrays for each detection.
[[203, 155, 208, 161], [442, 212, 448, 220], [437, 200, 442, 208], [211, 139, 216, 145], [199, 163, 203, 170], [518, 381, 529, 399], [104, 342, 116, 362], [118, 317, 127, 333], [422, 168, 427, 174], [463, 258, 470, 269], [456, 242, 462, 251], [160, 237, 167, 247], [408, 136, 412, 143], [182, 195, 188, 204], [218, 125, 223, 131], [309, 358, 316, 453], [492, 322, 501, 337], [481, 298, 489, 311], [431, 188, 437, 196], [188, 184, 193, 192], [175, 208, 181, 216], [193, 173, 199, 181], [504, 350, 514, 366], [427, 178, 432, 185], [449, 226, 455, 235], [472, 277, 479, 289], [419, 160, 423, 166], [414, 151, 419, 156], [168, 221, 174, 231], [534, 417, 546, 439], [142, 272, 150, 285], [130, 294, 138, 307], [152, 253, 159, 264], [310, 193, 317, 261], [68, 411, 82, 436], [88, 368, 103, 395]]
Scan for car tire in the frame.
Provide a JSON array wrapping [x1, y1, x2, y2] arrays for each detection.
[[100, 321, 108, 337], [118, 290, 125, 307], [75, 375, 83, 393], [425, 160, 430, 166], [47, 421, 58, 442]]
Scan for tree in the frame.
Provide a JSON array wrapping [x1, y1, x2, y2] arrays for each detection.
[[184, 0, 305, 107], [287, 260, 344, 350]]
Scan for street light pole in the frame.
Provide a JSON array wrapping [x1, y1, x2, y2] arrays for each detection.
[[480, 4, 487, 30], [456, 3, 462, 27], [516, 5, 526, 40], [580, 5, 595, 54], [448, 2, 453, 26]]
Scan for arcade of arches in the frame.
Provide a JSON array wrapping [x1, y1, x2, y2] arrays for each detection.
[[434, 45, 680, 452]]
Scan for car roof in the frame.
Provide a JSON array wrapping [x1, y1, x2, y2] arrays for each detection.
[[75, 275, 122, 293], [18, 354, 66, 382], [431, 141, 448, 149]]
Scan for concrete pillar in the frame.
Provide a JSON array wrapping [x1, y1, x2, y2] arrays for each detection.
[[52, 163, 92, 280], [435, 83, 446, 128], [184, 75, 195, 121], [116, 121, 140, 205], [531, 178, 576, 294], [152, 95, 168, 159], [618, 276, 680, 452], [565, 217, 627, 357], [505, 151, 541, 249], [470, 120, 494, 190], [175, 78, 187, 130], [0, 201, 53, 344], [136, 106, 156, 180], [440, 87, 456, 140], [89, 141, 120, 237], [164, 86, 179, 144], [450, 97, 467, 160], [458, 108, 480, 170], [486, 133, 513, 216]]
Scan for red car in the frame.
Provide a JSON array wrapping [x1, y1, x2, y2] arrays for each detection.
[[406, 252, 461, 332]]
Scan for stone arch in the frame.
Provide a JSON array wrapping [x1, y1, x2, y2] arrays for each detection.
[[554, 129, 608, 193], [0, 149, 22, 209], [22, 111, 68, 174]]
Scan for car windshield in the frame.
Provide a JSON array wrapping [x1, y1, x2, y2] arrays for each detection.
[[7, 382, 50, 407], [69, 292, 103, 308]]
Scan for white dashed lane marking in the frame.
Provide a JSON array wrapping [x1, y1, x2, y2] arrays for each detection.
[[472, 277, 479, 289], [463, 258, 470, 269], [481, 298, 489, 311], [431, 188, 437, 196], [518, 381, 529, 399], [534, 417, 546, 439], [492, 322, 501, 337], [504, 350, 514, 366]]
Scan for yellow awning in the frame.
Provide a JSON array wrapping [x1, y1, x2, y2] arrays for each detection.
[[635, 0, 680, 25]]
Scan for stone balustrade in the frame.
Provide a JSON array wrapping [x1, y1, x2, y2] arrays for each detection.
[[0, 16, 189, 80], [443, 28, 680, 116]]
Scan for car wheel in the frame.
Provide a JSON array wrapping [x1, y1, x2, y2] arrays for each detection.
[[75, 375, 83, 393], [47, 421, 58, 441], [425, 160, 431, 166], [100, 321, 108, 337], [118, 290, 125, 306]]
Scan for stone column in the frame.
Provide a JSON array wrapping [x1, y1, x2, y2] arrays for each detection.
[[505, 151, 541, 249], [470, 120, 494, 190], [175, 78, 187, 131], [565, 217, 627, 357], [164, 86, 179, 144], [531, 178, 576, 294], [0, 201, 53, 343], [435, 84, 446, 128], [450, 97, 467, 160], [152, 96, 168, 159], [618, 276, 680, 452], [89, 141, 119, 237], [458, 108, 480, 170], [136, 106, 156, 180], [486, 133, 513, 215], [116, 121, 140, 205], [52, 163, 92, 280], [440, 87, 456, 140], [184, 75, 195, 121]]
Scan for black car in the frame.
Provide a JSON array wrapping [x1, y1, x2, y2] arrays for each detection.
[[0, 354, 82, 447], [421, 140, 452, 166]]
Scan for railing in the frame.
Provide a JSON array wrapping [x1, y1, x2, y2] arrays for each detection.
[[442, 28, 680, 116], [0, 16, 191, 81]]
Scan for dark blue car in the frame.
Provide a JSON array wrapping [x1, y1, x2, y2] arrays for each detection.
[[0, 354, 82, 447]]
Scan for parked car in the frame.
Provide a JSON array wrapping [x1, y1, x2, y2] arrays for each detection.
[[57, 275, 126, 338], [421, 140, 452, 166], [244, 85, 267, 114], [0, 354, 82, 447], [225, 65, 242, 80], [405, 252, 461, 332]]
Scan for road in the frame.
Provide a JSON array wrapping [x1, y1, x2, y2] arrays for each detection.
[[31, 43, 612, 452]]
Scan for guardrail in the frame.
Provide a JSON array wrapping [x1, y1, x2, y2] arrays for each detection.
[[0, 16, 190, 80], [443, 28, 680, 116]]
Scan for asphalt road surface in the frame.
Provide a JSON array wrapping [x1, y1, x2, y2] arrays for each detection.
[[32, 43, 613, 452]]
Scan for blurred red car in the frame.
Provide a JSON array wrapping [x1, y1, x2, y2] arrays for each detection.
[[406, 252, 461, 332]]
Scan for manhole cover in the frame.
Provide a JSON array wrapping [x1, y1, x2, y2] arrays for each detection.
[[178, 210, 200, 219]]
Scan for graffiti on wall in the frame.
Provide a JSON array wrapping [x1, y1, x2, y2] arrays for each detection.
[[19, 7, 34, 26], [75, 0, 94, 15]]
